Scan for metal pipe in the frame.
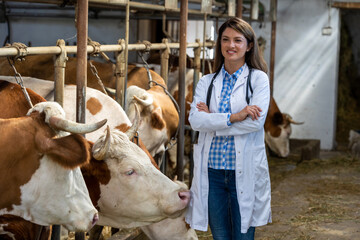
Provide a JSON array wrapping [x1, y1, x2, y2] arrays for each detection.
[[115, 39, 126, 107], [123, 1, 130, 108], [0, 42, 215, 57], [75, 0, 88, 125], [6, 0, 233, 18], [269, 0, 277, 97], [54, 39, 67, 107], [160, 38, 170, 85], [176, 0, 188, 181], [201, 13, 207, 74], [236, 0, 243, 19]]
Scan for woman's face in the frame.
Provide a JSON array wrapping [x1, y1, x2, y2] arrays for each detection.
[[221, 27, 251, 66]]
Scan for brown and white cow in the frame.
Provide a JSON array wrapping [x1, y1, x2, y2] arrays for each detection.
[[0, 79, 193, 239], [0, 98, 104, 231], [125, 70, 179, 158], [264, 97, 303, 157], [0, 56, 179, 160]]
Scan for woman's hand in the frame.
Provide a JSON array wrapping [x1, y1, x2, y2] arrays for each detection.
[[230, 105, 262, 123], [196, 102, 210, 113]]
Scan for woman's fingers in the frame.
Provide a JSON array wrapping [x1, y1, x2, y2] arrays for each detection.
[[247, 105, 262, 120], [197, 102, 210, 113]]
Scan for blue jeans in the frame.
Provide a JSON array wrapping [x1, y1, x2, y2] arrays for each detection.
[[208, 168, 255, 240]]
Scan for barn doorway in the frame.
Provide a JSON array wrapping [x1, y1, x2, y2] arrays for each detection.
[[336, 9, 360, 148]]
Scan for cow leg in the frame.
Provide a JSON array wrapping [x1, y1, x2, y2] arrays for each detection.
[[88, 225, 104, 240]]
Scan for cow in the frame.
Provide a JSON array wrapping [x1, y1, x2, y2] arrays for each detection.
[[0, 98, 105, 231], [0, 79, 194, 239], [264, 97, 303, 157], [125, 83, 179, 159], [348, 129, 360, 160], [0, 56, 179, 160]]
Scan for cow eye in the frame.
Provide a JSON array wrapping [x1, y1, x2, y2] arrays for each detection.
[[125, 169, 135, 176]]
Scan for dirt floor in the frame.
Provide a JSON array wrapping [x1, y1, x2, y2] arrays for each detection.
[[197, 146, 360, 240]]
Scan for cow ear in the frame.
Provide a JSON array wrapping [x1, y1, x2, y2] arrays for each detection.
[[36, 133, 90, 169], [151, 107, 165, 130], [272, 112, 284, 125]]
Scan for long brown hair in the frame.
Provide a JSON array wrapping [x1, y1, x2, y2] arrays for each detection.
[[213, 17, 268, 73]]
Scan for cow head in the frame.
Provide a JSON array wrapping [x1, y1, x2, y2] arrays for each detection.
[[0, 102, 104, 231], [126, 85, 174, 157], [82, 123, 190, 228], [264, 98, 303, 158]]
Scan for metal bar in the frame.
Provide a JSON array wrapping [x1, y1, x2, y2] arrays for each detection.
[[54, 39, 67, 107], [269, 0, 277, 97], [176, 0, 187, 181], [160, 38, 170, 85], [123, 0, 130, 108], [332, 2, 360, 9], [251, 0, 259, 20], [50, 225, 60, 240], [236, 0, 243, 18], [115, 39, 126, 107], [0, 42, 215, 56], [75, 0, 88, 119], [4, 0, 234, 18], [189, 38, 202, 188], [201, 13, 207, 74]]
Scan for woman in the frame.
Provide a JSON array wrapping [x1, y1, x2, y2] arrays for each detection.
[[186, 17, 272, 239]]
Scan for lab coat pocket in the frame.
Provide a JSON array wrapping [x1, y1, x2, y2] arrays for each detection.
[[253, 145, 270, 198], [193, 143, 203, 168]]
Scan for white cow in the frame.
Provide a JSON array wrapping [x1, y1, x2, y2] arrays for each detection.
[[0, 101, 102, 231]]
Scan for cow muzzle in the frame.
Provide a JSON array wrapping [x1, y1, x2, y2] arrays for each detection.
[[64, 211, 99, 232]]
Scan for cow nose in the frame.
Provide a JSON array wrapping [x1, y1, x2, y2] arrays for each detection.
[[178, 190, 190, 205], [92, 213, 99, 227]]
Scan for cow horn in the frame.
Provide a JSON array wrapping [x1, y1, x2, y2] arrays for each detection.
[[93, 126, 111, 160], [49, 117, 107, 134], [105, 87, 116, 97], [285, 114, 304, 125], [133, 94, 153, 106], [126, 103, 140, 140]]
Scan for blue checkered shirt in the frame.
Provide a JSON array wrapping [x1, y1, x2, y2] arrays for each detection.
[[208, 65, 244, 170]]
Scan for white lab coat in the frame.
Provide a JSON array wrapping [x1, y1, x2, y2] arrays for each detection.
[[185, 64, 272, 233]]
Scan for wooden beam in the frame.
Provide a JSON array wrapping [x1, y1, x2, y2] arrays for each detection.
[[332, 2, 360, 9]]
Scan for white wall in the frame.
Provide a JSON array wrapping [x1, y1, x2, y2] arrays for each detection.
[[273, 0, 340, 150], [186, 20, 215, 59]]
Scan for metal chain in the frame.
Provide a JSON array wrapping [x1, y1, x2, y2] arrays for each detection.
[[137, 51, 180, 151], [88, 60, 108, 96], [7, 57, 33, 108]]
